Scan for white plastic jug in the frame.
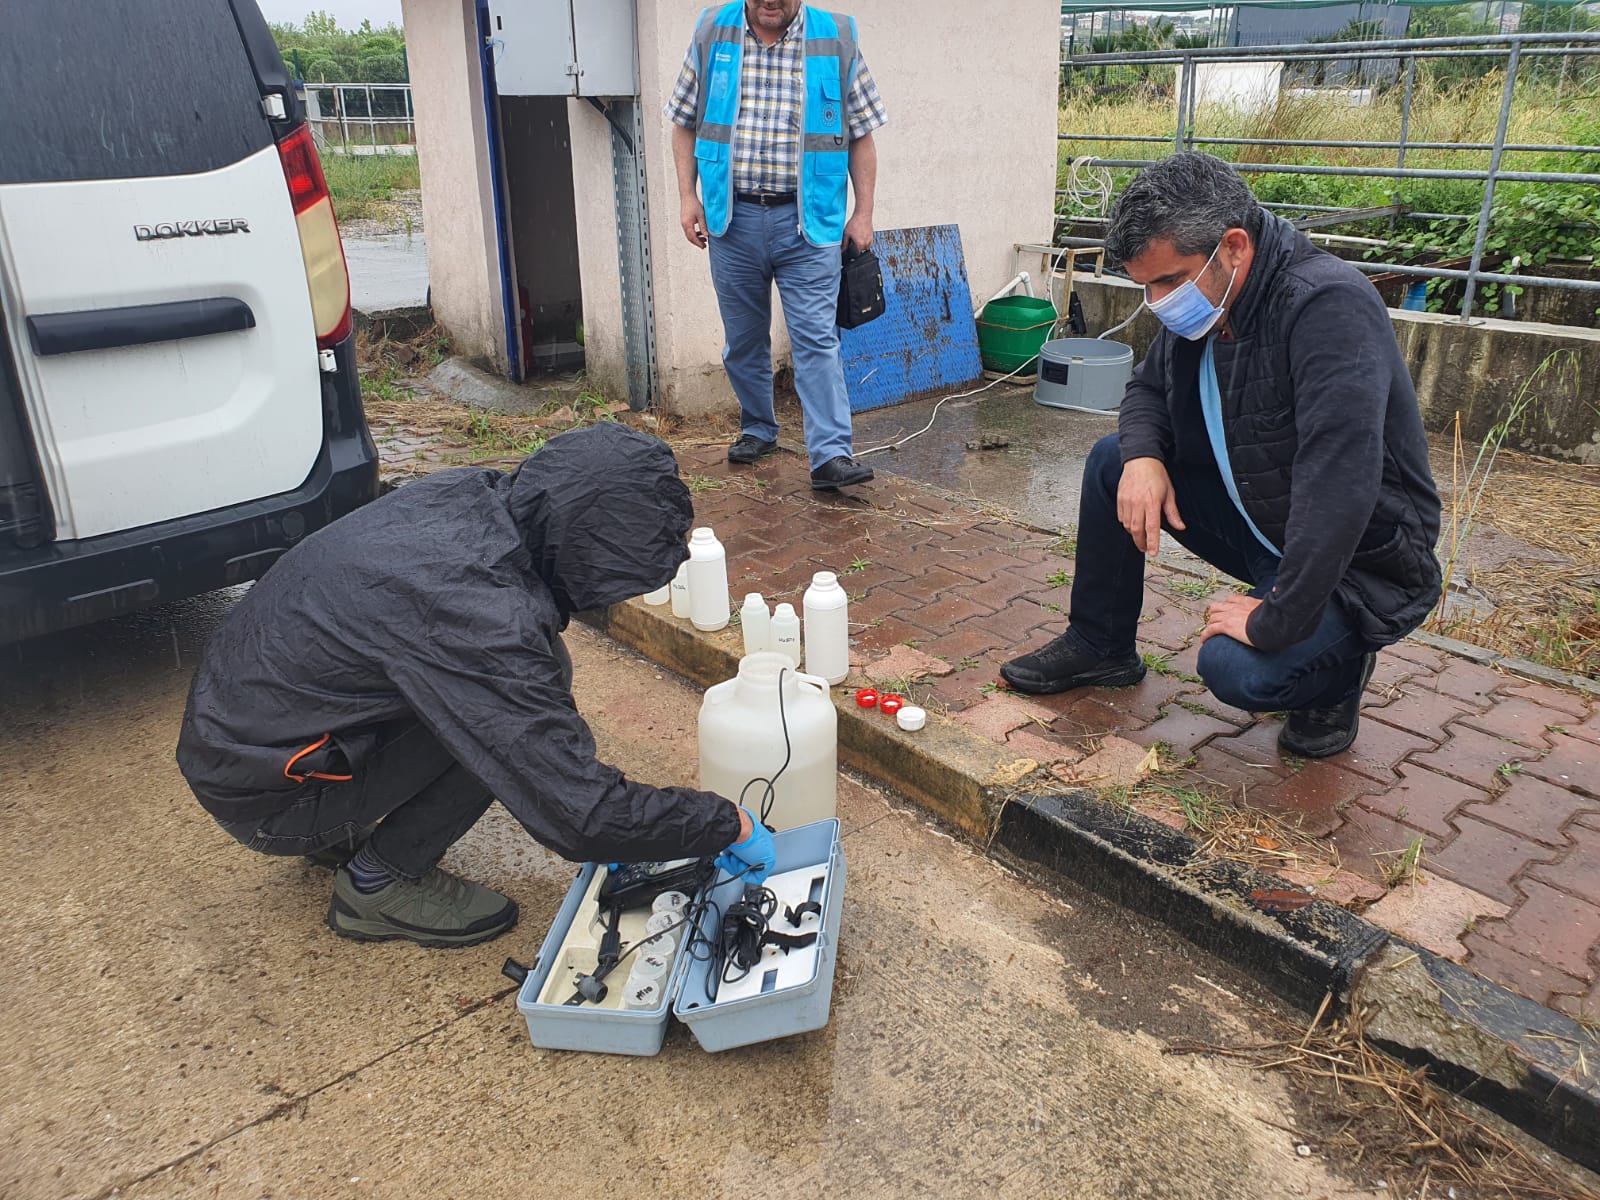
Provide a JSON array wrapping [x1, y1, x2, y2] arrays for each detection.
[[699, 651, 837, 831], [687, 527, 730, 632], [803, 570, 850, 685]]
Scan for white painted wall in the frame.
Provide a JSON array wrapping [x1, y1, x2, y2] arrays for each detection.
[[400, 0, 507, 369], [568, 98, 627, 401]]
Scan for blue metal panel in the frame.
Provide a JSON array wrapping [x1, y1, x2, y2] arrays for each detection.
[[839, 224, 983, 413]]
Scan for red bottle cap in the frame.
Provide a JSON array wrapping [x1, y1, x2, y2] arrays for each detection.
[[879, 693, 905, 716], [855, 688, 879, 708]]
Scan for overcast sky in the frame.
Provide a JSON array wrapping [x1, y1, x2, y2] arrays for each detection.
[[256, 0, 403, 30]]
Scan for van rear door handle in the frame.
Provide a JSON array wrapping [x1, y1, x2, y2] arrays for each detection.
[[25, 297, 255, 356]]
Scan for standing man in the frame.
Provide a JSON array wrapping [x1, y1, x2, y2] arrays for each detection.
[[1000, 153, 1441, 759], [666, 0, 887, 491]]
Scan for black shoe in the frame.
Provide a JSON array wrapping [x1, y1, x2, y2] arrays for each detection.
[[728, 434, 779, 464], [1279, 652, 1377, 759], [999, 631, 1146, 696], [810, 456, 874, 490]]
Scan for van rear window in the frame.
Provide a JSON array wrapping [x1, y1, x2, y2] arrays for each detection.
[[0, 1, 273, 185]]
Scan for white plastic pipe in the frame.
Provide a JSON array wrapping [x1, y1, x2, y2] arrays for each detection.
[[973, 270, 1032, 318]]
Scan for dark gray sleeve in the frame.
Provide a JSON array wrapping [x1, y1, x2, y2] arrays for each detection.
[[1118, 332, 1175, 464], [386, 588, 741, 864], [1246, 282, 1392, 653]]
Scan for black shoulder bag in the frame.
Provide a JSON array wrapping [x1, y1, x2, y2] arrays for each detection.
[[837, 242, 886, 330]]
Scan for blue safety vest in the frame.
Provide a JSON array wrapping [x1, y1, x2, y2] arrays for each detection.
[[691, 3, 856, 247]]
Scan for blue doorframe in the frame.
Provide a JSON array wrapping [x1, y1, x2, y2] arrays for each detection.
[[476, 0, 522, 381]]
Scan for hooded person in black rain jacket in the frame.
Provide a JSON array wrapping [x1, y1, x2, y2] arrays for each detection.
[[177, 424, 774, 948]]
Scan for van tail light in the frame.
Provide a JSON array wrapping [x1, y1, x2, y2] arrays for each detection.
[[276, 124, 352, 350]]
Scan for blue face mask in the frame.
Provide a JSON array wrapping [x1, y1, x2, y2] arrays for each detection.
[[1146, 242, 1238, 341]]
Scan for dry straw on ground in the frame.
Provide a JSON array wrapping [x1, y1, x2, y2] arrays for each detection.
[[1166, 1000, 1600, 1199]]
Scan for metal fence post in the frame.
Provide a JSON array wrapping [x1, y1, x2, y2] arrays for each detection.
[[1392, 55, 1415, 234], [1174, 55, 1194, 152], [1460, 39, 1520, 320]]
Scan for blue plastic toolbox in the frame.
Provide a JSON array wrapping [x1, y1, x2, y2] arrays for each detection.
[[515, 818, 845, 1056]]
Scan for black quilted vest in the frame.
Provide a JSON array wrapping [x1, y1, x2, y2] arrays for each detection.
[[1123, 213, 1442, 649]]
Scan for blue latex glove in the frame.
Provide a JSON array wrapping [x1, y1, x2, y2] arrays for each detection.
[[714, 808, 775, 886]]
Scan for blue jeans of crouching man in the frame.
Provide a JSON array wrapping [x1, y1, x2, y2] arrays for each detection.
[[1067, 433, 1377, 711]]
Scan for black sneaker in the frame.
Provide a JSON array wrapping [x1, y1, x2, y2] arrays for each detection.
[[728, 434, 778, 464], [1279, 652, 1377, 759], [810, 456, 874, 490], [327, 865, 519, 949], [999, 631, 1146, 695]]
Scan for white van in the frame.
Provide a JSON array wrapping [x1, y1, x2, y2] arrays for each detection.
[[0, 0, 379, 643]]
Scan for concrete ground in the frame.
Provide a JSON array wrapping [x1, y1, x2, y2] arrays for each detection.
[[1, 597, 1381, 1200], [344, 232, 429, 315]]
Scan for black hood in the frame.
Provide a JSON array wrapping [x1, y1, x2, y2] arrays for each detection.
[[501, 423, 693, 616]]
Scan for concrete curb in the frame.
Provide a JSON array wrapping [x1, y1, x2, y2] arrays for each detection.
[[587, 595, 1600, 1174], [995, 791, 1600, 1175]]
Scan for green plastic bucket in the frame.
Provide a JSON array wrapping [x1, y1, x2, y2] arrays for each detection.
[[976, 296, 1058, 375]]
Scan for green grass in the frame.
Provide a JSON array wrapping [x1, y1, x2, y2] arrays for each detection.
[[1170, 575, 1216, 601], [1058, 76, 1600, 317], [323, 151, 421, 222], [1046, 569, 1072, 588]]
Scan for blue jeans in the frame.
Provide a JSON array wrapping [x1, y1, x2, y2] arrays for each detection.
[[708, 201, 852, 469], [1068, 434, 1376, 711]]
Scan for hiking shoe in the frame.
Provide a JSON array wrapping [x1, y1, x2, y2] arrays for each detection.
[[1279, 652, 1377, 759], [328, 865, 518, 948], [728, 434, 778, 464], [810, 456, 874, 490], [999, 631, 1146, 695]]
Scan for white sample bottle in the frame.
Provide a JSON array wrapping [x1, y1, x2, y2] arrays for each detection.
[[643, 582, 670, 605], [687, 527, 730, 632], [803, 571, 850, 686], [669, 561, 691, 618], [770, 603, 801, 668], [740, 593, 772, 658]]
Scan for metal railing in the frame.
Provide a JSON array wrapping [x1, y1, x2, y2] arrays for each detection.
[[1058, 31, 1600, 318], [303, 83, 415, 151]]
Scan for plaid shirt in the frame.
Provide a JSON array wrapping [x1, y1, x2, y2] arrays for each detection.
[[665, 9, 888, 195]]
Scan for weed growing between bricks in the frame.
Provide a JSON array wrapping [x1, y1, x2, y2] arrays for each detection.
[[1166, 1001, 1600, 1200]]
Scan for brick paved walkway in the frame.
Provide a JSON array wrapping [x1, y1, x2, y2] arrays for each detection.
[[668, 441, 1600, 1021]]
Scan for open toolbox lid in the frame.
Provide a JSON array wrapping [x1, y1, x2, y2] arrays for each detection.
[[515, 818, 846, 1056]]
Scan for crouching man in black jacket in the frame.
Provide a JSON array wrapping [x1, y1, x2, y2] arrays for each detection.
[[1001, 153, 1442, 759], [177, 424, 772, 948]]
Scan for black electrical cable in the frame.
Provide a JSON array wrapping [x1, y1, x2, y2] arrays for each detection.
[[737, 666, 793, 829]]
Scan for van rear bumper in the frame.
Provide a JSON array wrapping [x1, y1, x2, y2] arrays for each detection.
[[0, 336, 379, 645]]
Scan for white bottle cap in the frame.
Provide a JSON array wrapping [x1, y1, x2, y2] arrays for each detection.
[[652, 890, 689, 915], [812, 571, 838, 587], [896, 705, 927, 732], [774, 602, 797, 618], [631, 952, 671, 980], [690, 526, 715, 542], [644, 910, 678, 936]]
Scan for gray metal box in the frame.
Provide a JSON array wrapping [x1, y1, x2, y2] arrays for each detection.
[[488, 0, 639, 98]]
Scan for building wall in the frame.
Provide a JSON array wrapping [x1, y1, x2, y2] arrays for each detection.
[[568, 99, 627, 401], [634, 0, 1063, 416], [399, 0, 506, 369]]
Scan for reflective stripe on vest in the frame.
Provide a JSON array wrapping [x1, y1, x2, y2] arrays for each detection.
[[692, 3, 856, 247]]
